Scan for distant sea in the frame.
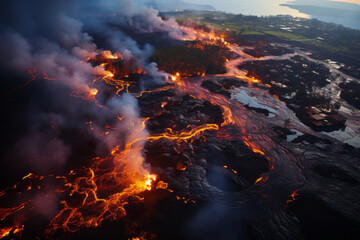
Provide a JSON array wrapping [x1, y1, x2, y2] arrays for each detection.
[[187, 0, 360, 29]]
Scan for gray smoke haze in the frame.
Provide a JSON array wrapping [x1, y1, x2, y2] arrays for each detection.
[[15, 113, 70, 174], [0, 0, 187, 174]]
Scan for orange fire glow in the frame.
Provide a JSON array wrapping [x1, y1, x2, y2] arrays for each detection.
[[145, 124, 219, 143], [244, 141, 265, 156], [43, 72, 56, 81], [249, 77, 261, 84], [287, 190, 300, 204], [180, 25, 229, 47], [90, 88, 98, 97], [161, 102, 167, 108], [255, 176, 269, 185], [171, 72, 181, 81], [0, 201, 30, 221], [70, 88, 99, 102], [17, 68, 37, 88], [0, 225, 24, 239], [156, 181, 168, 190], [135, 85, 174, 98], [101, 50, 122, 60]]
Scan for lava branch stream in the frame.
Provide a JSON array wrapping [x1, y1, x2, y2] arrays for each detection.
[[174, 74, 306, 207], [170, 35, 306, 205], [46, 119, 221, 233], [180, 28, 306, 198]]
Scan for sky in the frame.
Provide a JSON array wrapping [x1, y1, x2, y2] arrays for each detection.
[[333, 0, 360, 4]]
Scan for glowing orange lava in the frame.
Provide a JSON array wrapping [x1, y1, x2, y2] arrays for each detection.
[[287, 190, 300, 204], [0, 225, 24, 239], [101, 50, 122, 60]]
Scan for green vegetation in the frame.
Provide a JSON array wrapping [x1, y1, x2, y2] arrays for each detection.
[[240, 31, 265, 36], [263, 31, 307, 40], [201, 21, 265, 35]]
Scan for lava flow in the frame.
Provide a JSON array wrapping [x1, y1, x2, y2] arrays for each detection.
[[0, 16, 305, 240], [0, 38, 225, 238], [168, 27, 305, 200], [47, 117, 219, 233], [46, 118, 156, 233]]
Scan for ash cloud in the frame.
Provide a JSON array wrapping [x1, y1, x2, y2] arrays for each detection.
[[0, 0, 186, 175]]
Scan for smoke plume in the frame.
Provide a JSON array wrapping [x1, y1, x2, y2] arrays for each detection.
[[0, 0, 189, 176]]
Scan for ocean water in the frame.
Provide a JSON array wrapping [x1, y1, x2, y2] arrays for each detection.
[[188, 0, 360, 29], [186, 0, 310, 17]]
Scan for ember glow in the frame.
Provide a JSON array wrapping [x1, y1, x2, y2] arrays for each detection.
[[179, 24, 229, 46], [101, 50, 122, 60]]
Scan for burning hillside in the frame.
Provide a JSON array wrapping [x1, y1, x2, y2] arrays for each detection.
[[0, 1, 359, 240]]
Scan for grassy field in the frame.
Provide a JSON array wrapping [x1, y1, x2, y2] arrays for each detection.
[[202, 20, 265, 35], [263, 31, 308, 40]]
